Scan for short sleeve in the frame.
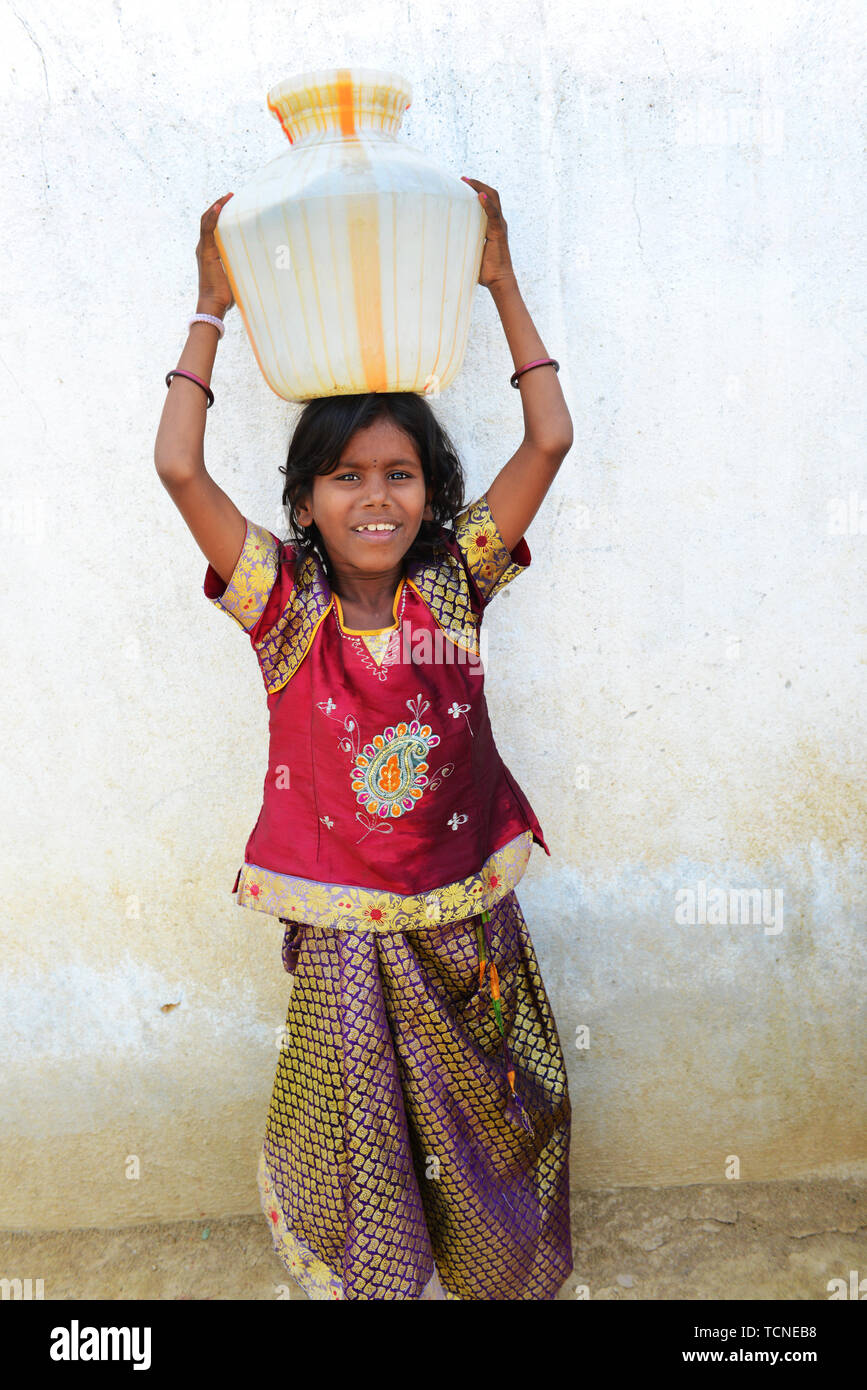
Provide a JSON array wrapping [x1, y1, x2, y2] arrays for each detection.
[[203, 518, 282, 638], [452, 492, 531, 605]]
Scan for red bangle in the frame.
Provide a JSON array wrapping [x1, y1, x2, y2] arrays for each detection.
[[510, 358, 559, 389], [165, 368, 215, 408]]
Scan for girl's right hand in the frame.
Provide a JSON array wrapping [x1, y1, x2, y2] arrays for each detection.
[[196, 193, 235, 315]]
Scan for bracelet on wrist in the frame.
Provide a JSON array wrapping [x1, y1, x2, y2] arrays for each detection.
[[189, 312, 226, 339], [165, 369, 215, 408], [510, 358, 559, 389]]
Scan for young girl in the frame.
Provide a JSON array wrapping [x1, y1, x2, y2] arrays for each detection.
[[154, 180, 574, 1300]]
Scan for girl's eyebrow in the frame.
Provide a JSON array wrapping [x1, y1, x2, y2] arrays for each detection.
[[335, 457, 421, 468]]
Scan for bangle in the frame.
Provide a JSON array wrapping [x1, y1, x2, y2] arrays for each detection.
[[189, 313, 226, 339], [510, 357, 559, 389], [165, 369, 215, 408]]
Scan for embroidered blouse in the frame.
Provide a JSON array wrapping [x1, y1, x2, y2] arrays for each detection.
[[202, 492, 550, 935]]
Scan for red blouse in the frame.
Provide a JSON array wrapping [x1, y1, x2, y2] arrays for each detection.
[[203, 492, 549, 934]]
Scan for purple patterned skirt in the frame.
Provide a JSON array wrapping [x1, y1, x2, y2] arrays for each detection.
[[257, 889, 573, 1300]]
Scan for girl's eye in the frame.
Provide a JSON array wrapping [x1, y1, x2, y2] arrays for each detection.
[[336, 471, 412, 481]]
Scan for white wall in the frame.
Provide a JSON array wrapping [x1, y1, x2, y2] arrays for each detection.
[[2, 0, 865, 1227]]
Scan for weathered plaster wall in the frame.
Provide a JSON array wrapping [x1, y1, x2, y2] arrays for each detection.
[[2, 0, 865, 1228]]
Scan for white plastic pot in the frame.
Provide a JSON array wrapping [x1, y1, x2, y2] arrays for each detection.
[[214, 66, 486, 402]]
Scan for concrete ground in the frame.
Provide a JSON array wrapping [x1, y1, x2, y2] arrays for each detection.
[[1, 1177, 864, 1300]]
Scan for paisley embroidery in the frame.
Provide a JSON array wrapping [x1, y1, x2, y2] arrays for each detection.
[[319, 692, 455, 832], [351, 719, 440, 819]]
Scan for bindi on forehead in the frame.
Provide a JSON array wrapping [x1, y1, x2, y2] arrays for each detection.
[[338, 456, 420, 467]]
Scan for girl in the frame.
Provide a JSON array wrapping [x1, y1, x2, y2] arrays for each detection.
[[154, 180, 574, 1300]]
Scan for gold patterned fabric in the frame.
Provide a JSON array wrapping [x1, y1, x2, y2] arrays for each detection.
[[259, 889, 573, 1299]]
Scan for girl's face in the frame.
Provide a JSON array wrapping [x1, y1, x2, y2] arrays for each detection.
[[295, 418, 434, 577]]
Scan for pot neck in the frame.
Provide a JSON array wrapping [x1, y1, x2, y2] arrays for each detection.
[[267, 67, 412, 146]]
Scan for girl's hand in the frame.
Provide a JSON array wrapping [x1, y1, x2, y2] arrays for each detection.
[[461, 177, 515, 290], [196, 194, 235, 315]]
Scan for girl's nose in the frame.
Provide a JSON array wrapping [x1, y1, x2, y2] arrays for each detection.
[[361, 484, 388, 503]]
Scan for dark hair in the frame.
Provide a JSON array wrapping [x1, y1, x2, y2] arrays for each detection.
[[278, 393, 466, 587]]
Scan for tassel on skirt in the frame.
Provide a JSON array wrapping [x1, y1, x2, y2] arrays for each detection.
[[258, 888, 573, 1300]]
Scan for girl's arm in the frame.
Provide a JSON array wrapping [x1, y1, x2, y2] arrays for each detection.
[[154, 194, 247, 588], [462, 178, 574, 555]]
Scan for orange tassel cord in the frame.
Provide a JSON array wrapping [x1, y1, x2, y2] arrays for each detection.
[[475, 907, 535, 1136]]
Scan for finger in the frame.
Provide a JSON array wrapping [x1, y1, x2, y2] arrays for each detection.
[[200, 194, 233, 228], [461, 179, 502, 218], [461, 176, 498, 198]]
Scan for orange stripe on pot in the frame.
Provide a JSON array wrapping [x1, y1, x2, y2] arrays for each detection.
[[335, 74, 384, 384], [266, 94, 294, 144], [348, 191, 387, 390], [336, 70, 356, 136]]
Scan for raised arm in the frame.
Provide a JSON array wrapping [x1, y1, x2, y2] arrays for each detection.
[[461, 178, 573, 555], [154, 194, 246, 587]]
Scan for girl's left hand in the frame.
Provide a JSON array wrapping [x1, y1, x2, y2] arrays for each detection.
[[461, 177, 515, 290]]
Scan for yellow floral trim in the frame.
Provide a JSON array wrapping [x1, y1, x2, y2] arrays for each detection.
[[453, 491, 530, 604], [234, 829, 534, 932], [258, 1148, 344, 1299], [208, 519, 281, 633]]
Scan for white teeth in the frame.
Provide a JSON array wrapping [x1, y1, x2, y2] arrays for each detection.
[[355, 524, 396, 531]]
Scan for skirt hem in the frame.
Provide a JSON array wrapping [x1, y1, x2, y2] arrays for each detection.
[[257, 1145, 461, 1300]]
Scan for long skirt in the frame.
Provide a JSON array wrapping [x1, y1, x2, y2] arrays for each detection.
[[257, 888, 573, 1300]]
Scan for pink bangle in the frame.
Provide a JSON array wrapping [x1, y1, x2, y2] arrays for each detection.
[[165, 369, 214, 408], [510, 357, 560, 388]]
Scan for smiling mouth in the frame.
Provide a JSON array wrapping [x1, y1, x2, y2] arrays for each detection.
[[352, 523, 401, 536]]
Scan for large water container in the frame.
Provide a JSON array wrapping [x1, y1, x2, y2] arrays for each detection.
[[214, 66, 486, 402]]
